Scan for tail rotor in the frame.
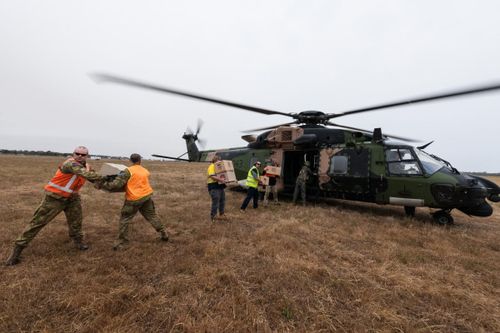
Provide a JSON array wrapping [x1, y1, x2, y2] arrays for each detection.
[[184, 119, 206, 148]]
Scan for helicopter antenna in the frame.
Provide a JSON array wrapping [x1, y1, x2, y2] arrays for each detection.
[[417, 141, 434, 150]]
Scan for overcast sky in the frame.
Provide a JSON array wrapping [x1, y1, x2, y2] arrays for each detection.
[[1, 1, 499, 172]]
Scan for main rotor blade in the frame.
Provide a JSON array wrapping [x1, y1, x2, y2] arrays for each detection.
[[241, 121, 298, 133], [326, 121, 418, 142], [92, 73, 291, 117], [329, 82, 500, 118]]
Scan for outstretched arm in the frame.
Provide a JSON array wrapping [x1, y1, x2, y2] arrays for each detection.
[[61, 161, 103, 183], [100, 169, 130, 191]]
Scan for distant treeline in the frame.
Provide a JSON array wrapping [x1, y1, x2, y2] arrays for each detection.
[[0, 149, 124, 160], [468, 172, 500, 176]]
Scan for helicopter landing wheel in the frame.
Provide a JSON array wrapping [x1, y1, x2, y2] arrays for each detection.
[[432, 210, 454, 225], [404, 206, 416, 217]]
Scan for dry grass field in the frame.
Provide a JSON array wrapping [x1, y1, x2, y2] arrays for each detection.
[[1, 155, 499, 332]]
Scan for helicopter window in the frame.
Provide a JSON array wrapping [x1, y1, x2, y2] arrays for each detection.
[[386, 148, 422, 176], [386, 150, 400, 162], [414, 149, 449, 175], [329, 156, 348, 175], [388, 161, 422, 175], [386, 148, 413, 161], [400, 149, 413, 160]]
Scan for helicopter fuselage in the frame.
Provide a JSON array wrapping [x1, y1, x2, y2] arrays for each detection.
[[192, 126, 499, 221]]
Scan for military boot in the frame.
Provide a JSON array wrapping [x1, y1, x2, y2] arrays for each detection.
[[5, 245, 24, 266], [159, 230, 169, 242], [73, 238, 89, 251]]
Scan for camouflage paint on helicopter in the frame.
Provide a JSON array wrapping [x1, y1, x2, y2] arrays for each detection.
[[176, 124, 499, 224]]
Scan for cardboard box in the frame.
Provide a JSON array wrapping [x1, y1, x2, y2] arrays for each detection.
[[264, 166, 281, 176], [215, 160, 234, 173], [259, 175, 269, 186], [99, 163, 128, 176], [217, 170, 237, 183]]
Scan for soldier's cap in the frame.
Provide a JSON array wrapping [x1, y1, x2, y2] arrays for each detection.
[[73, 146, 89, 155], [130, 153, 142, 163]]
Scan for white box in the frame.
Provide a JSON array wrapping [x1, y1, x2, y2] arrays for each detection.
[[99, 163, 128, 176]]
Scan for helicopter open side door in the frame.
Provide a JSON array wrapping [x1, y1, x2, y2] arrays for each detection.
[[282, 150, 319, 193]]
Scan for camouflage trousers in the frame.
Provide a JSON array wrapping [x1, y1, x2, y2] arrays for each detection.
[[117, 197, 165, 243], [263, 185, 279, 205], [292, 181, 307, 206], [15, 193, 83, 247]]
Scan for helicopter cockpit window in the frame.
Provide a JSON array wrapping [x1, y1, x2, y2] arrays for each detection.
[[385, 148, 422, 176], [414, 149, 449, 175], [329, 156, 348, 175]]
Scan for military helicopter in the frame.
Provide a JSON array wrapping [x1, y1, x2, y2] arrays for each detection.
[[93, 74, 500, 224]]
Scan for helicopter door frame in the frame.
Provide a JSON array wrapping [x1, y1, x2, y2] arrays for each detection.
[[282, 150, 319, 193], [383, 146, 427, 206]]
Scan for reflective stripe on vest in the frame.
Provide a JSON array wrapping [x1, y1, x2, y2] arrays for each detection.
[[47, 174, 78, 194], [246, 166, 259, 188], [126, 165, 154, 201], [44, 158, 88, 197]]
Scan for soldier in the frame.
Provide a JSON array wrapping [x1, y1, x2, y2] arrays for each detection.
[[97, 153, 168, 250], [293, 161, 313, 206], [240, 161, 262, 212], [207, 155, 227, 223], [5, 146, 103, 266]]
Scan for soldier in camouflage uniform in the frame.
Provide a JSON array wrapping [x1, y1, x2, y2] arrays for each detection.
[[5, 146, 103, 266], [293, 161, 313, 206], [97, 153, 168, 250]]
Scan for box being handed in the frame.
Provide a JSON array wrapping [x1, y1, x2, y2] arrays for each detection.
[[99, 163, 128, 176], [218, 170, 237, 184], [214, 160, 236, 184], [215, 160, 234, 173], [264, 166, 281, 176], [259, 175, 270, 186]]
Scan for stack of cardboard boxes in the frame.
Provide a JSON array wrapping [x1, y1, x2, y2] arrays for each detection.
[[215, 160, 237, 184]]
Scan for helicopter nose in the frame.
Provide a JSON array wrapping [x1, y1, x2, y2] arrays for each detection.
[[458, 201, 493, 217]]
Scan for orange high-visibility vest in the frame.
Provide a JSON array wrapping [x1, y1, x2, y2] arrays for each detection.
[[44, 158, 89, 197], [126, 165, 153, 201]]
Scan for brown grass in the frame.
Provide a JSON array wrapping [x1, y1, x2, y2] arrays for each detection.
[[1, 155, 499, 332]]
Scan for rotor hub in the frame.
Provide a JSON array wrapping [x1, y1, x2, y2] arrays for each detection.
[[295, 110, 328, 125]]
